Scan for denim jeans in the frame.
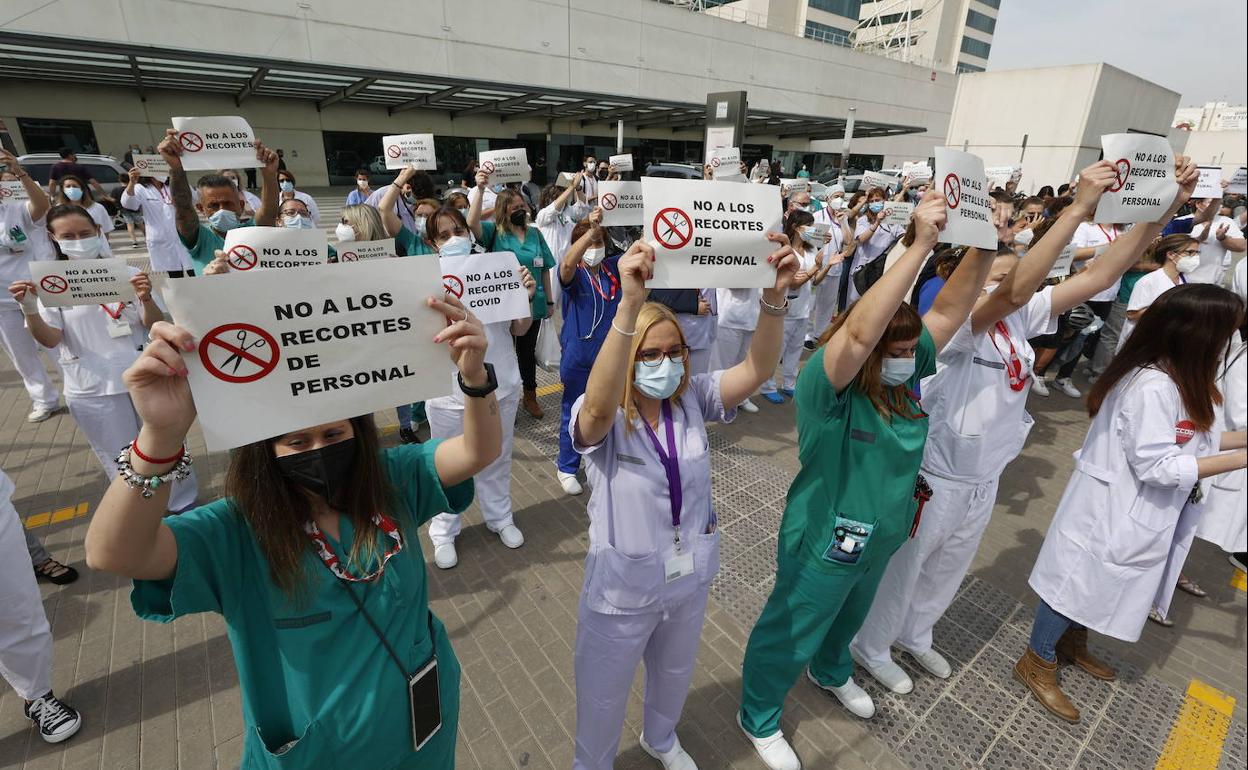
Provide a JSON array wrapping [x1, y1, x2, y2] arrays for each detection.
[[1029, 600, 1080, 662]]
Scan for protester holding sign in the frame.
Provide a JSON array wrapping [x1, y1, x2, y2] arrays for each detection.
[[54, 175, 115, 257], [379, 167, 438, 257], [807, 208, 857, 347], [759, 211, 818, 405], [121, 163, 193, 275], [84, 279, 502, 768], [535, 172, 591, 307], [739, 192, 997, 770], [570, 235, 796, 770], [846, 187, 905, 305], [1118, 234, 1201, 350]]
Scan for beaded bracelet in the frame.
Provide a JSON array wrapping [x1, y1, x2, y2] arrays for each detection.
[[115, 442, 193, 498], [759, 296, 790, 316]]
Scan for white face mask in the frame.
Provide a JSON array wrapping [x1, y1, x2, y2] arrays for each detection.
[[829, 198, 846, 211], [356, 179, 368, 188], [334, 222, 357, 242], [282, 214, 315, 230], [439, 235, 472, 257], [880, 356, 915, 386], [1175, 254, 1200, 274], [57, 235, 101, 260], [582, 246, 606, 267]]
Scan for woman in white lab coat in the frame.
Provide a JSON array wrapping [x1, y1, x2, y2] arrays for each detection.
[[1196, 329, 1247, 558], [1018, 283, 1248, 724], [54, 175, 114, 257], [759, 210, 818, 404]]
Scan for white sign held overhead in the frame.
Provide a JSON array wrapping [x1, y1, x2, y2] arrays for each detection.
[[131, 154, 171, 182], [598, 181, 644, 227], [710, 147, 741, 180], [337, 239, 396, 262], [901, 162, 932, 183], [881, 201, 915, 228], [383, 134, 436, 170], [555, 171, 577, 189], [170, 116, 261, 170], [223, 227, 329, 272], [1094, 133, 1177, 223], [780, 178, 809, 196], [162, 259, 452, 450], [934, 147, 997, 250], [438, 251, 530, 325], [861, 170, 900, 193], [0, 181, 29, 202], [641, 178, 782, 289], [1193, 166, 1222, 199], [478, 148, 529, 185], [609, 153, 634, 173], [1228, 167, 1247, 195], [704, 126, 734, 163], [1047, 244, 1076, 281], [985, 166, 1020, 189], [29, 258, 136, 308]]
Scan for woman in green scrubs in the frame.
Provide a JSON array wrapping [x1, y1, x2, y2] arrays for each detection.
[[737, 191, 1001, 770], [84, 296, 502, 770]]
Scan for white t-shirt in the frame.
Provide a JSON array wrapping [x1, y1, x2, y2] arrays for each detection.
[[1188, 215, 1243, 284], [467, 186, 498, 213], [715, 288, 760, 331], [427, 319, 521, 409], [120, 183, 192, 272], [921, 287, 1057, 481], [0, 201, 55, 307], [84, 201, 115, 257], [1232, 258, 1247, 303], [1070, 221, 1125, 303], [1119, 267, 1182, 350], [37, 299, 144, 398]]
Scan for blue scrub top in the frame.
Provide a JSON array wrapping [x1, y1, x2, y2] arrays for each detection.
[[560, 255, 622, 371]]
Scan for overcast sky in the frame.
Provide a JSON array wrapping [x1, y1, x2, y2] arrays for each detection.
[[988, 0, 1247, 106]]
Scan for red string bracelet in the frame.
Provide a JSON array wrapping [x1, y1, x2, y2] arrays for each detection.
[[129, 440, 184, 466]]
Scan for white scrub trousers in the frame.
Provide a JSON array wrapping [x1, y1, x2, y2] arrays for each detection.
[[0, 304, 59, 411], [0, 487, 54, 701], [426, 390, 520, 545], [66, 393, 199, 513], [714, 327, 753, 374], [760, 315, 807, 394], [851, 473, 998, 668]]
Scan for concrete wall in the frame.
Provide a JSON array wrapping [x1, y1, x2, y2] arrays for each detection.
[[1176, 130, 1248, 173]]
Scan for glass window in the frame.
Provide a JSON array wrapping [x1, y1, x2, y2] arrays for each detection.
[[808, 0, 862, 19], [960, 36, 992, 59], [803, 20, 854, 47], [956, 62, 986, 74], [878, 9, 921, 25], [976, 0, 1001, 8], [17, 118, 98, 155], [965, 9, 996, 34]]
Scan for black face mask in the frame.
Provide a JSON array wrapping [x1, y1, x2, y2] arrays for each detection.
[[508, 209, 527, 227], [596, 169, 609, 180], [276, 438, 357, 506]]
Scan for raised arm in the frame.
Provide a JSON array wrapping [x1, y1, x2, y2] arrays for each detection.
[[130, 273, 164, 329], [379, 167, 415, 237], [822, 191, 945, 391], [430, 294, 503, 486], [922, 201, 1006, 350], [252, 141, 279, 228], [560, 208, 602, 285], [467, 169, 488, 240], [2, 150, 50, 222], [157, 129, 201, 242], [719, 234, 798, 408]]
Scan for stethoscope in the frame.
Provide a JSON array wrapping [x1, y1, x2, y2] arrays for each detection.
[[578, 263, 617, 340]]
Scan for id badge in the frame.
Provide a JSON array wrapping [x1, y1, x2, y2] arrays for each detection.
[[822, 515, 875, 565], [105, 315, 132, 339], [533, 256, 544, 268], [409, 656, 442, 752], [665, 551, 694, 583]]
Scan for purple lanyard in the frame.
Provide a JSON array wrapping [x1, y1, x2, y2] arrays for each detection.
[[641, 399, 683, 531]]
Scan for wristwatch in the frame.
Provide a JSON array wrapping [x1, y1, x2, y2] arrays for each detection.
[[458, 363, 498, 398]]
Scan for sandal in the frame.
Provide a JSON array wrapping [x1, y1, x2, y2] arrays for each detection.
[[1147, 608, 1174, 627], [1176, 575, 1208, 597], [34, 559, 79, 586]]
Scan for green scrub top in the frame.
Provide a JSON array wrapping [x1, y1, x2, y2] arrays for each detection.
[[479, 221, 554, 318], [396, 226, 435, 257], [131, 442, 473, 770], [780, 326, 937, 573], [181, 224, 225, 274]]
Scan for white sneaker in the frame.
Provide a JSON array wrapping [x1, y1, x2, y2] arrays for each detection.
[[806, 669, 875, 718], [736, 712, 800, 770], [903, 647, 952, 679], [27, 405, 56, 423], [851, 650, 913, 694], [433, 543, 458, 569], [557, 471, 583, 495], [494, 524, 524, 549], [640, 733, 698, 770], [1030, 376, 1049, 396], [739, 398, 759, 414], [1054, 377, 1082, 398]]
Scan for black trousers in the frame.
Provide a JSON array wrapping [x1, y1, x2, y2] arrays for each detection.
[[514, 317, 542, 391]]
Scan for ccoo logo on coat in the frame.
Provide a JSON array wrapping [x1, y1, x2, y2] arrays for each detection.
[[1175, 420, 1196, 445]]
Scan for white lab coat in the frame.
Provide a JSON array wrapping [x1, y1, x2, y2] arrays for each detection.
[[1029, 367, 1216, 642], [1197, 341, 1247, 552]]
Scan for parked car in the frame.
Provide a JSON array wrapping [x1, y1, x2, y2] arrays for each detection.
[[645, 162, 703, 180], [17, 153, 129, 187]]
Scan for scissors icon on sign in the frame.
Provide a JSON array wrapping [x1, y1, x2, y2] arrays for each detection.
[[221, 329, 266, 374]]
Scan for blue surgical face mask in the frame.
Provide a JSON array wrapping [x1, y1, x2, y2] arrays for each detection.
[[492, 183, 506, 194], [279, 180, 294, 193], [880, 356, 915, 386], [282, 214, 314, 230], [799, 227, 823, 247], [208, 209, 241, 233], [633, 358, 684, 400], [868, 201, 885, 214], [439, 235, 472, 257], [64, 187, 84, 202]]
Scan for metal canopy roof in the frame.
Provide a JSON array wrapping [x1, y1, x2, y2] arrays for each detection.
[[0, 32, 925, 142]]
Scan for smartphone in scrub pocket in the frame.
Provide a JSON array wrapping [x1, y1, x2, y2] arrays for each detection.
[[409, 657, 441, 752]]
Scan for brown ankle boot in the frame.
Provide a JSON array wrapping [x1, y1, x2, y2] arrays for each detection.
[[1014, 647, 1080, 723], [1056, 627, 1116, 681], [522, 388, 544, 419]]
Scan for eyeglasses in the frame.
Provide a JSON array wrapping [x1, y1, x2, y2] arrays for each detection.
[[1174, 250, 1200, 258], [636, 345, 690, 367]]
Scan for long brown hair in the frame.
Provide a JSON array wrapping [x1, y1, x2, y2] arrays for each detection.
[[57, 174, 95, 207], [224, 415, 396, 597], [1144, 233, 1198, 266], [1088, 284, 1243, 430], [493, 188, 527, 236], [816, 302, 925, 420]]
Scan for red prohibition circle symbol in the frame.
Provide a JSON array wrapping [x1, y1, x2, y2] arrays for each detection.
[[40, 275, 69, 294], [386, 145, 402, 159], [442, 274, 464, 299], [227, 245, 258, 271], [339, 251, 358, 262], [883, 207, 894, 219], [135, 159, 149, 170], [199, 322, 281, 384], [1109, 158, 1131, 193], [711, 157, 721, 168], [480, 160, 495, 175], [652, 207, 693, 250], [943, 173, 961, 209], [600, 193, 618, 210], [0, 186, 12, 199], [178, 131, 204, 152]]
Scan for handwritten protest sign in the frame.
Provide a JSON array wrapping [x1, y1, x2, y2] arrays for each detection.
[[383, 134, 436, 170], [162, 259, 451, 450], [641, 178, 782, 289], [131, 154, 170, 182], [223, 227, 329, 272], [609, 153, 634, 173], [336, 239, 395, 262], [598, 181, 644, 227], [478, 148, 529, 185], [29, 258, 136, 308], [934, 148, 997, 250], [1094, 134, 1177, 223], [438, 251, 530, 325], [170, 116, 261, 170]]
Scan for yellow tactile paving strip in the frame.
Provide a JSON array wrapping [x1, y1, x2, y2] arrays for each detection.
[[23, 501, 90, 529], [1155, 680, 1235, 770]]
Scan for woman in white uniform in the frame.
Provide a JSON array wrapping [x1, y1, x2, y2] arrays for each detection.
[[808, 201, 856, 344], [55, 175, 114, 257], [8, 204, 198, 512], [425, 206, 536, 569], [760, 210, 818, 404], [1117, 233, 1200, 349], [570, 236, 796, 770], [120, 166, 194, 276], [1018, 282, 1247, 723], [1196, 328, 1247, 559], [852, 161, 1177, 695], [847, 188, 904, 306], [713, 287, 761, 413]]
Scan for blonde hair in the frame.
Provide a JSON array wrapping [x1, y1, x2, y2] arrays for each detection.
[[340, 204, 387, 241], [621, 302, 690, 431]]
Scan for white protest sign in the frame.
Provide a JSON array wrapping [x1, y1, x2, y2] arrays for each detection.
[[881, 201, 914, 228], [705, 126, 734, 163], [383, 134, 436, 170], [1094, 134, 1176, 224], [934, 147, 997, 250], [781, 178, 810, 196], [1228, 167, 1247, 195], [1194, 166, 1222, 199], [438, 251, 530, 325], [641, 178, 782, 289], [1047, 244, 1075, 281], [710, 147, 742, 180], [811, 222, 831, 242], [170, 116, 261, 171], [598, 181, 644, 227], [162, 259, 451, 450], [131, 154, 170, 182], [478, 148, 529, 185], [861, 170, 899, 193], [223, 227, 329, 272], [29, 258, 136, 308], [0, 181, 29, 202], [901, 162, 932, 183], [337, 239, 395, 262], [985, 166, 1017, 189], [609, 153, 634, 173]]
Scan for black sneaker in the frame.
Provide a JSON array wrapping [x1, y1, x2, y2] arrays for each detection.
[[803, 339, 817, 351], [1231, 552, 1247, 574], [398, 427, 421, 444], [24, 692, 82, 743]]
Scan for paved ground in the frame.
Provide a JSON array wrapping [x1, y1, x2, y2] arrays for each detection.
[[1, 190, 1244, 769]]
